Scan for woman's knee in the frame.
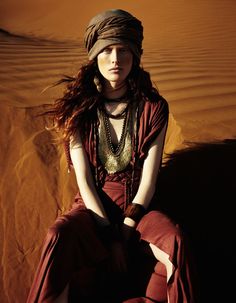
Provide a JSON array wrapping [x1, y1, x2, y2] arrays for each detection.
[[47, 209, 91, 240], [138, 210, 184, 246]]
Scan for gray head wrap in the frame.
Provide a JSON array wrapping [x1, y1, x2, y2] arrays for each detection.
[[84, 9, 143, 61]]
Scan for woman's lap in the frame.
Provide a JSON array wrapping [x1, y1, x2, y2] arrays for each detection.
[[28, 202, 193, 302]]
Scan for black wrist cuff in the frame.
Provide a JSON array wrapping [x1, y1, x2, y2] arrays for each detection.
[[124, 203, 146, 224]]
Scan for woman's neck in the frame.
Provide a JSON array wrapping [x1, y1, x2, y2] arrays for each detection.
[[103, 81, 127, 99]]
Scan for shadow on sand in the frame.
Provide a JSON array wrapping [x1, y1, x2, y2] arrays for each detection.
[[157, 139, 236, 303]]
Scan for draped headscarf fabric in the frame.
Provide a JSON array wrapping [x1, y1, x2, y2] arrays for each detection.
[[84, 9, 143, 61]]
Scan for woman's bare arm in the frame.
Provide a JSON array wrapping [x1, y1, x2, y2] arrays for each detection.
[[124, 122, 167, 227], [70, 132, 110, 226]]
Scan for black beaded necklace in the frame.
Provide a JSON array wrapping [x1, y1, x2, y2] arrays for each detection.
[[102, 104, 129, 154]]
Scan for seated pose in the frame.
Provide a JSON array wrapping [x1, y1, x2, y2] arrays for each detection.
[[27, 9, 197, 303]]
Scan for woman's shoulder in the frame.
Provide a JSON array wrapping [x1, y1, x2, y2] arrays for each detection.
[[141, 92, 169, 116]]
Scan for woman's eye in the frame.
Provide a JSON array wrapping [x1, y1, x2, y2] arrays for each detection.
[[103, 48, 112, 53]]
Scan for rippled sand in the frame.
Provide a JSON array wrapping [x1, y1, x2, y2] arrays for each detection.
[[0, 1, 236, 302]]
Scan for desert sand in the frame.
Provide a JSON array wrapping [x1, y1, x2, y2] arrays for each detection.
[[0, 1, 235, 302]]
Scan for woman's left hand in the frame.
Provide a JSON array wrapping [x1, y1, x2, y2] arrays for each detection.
[[122, 217, 136, 243]]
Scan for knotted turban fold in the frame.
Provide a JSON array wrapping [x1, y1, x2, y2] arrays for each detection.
[[84, 9, 143, 61]]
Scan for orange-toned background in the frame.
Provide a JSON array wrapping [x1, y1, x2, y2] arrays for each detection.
[[0, 1, 235, 302]]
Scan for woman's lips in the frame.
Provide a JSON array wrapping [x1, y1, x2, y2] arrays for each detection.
[[109, 67, 122, 72]]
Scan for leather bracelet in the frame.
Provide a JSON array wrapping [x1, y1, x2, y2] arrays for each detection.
[[124, 203, 146, 224]]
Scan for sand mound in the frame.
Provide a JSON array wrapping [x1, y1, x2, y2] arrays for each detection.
[[0, 103, 76, 302]]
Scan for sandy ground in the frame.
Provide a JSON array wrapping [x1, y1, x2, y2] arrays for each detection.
[[0, 1, 235, 302]]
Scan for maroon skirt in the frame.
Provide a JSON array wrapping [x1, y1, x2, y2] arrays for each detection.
[[26, 181, 196, 303]]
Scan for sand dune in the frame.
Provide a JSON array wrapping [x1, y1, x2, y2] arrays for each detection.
[[0, 1, 236, 302], [0, 29, 84, 107]]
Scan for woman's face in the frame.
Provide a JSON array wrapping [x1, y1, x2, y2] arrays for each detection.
[[97, 44, 133, 87]]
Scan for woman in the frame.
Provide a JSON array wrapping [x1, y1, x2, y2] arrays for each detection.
[[27, 9, 196, 303]]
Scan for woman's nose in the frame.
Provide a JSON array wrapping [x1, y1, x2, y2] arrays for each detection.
[[111, 49, 119, 63]]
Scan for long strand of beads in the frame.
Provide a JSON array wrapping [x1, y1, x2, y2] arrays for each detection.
[[103, 108, 129, 155]]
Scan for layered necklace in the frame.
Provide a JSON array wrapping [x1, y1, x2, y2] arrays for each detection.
[[98, 95, 133, 174]]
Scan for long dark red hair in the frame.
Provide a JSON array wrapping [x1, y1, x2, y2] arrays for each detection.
[[45, 60, 161, 141]]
